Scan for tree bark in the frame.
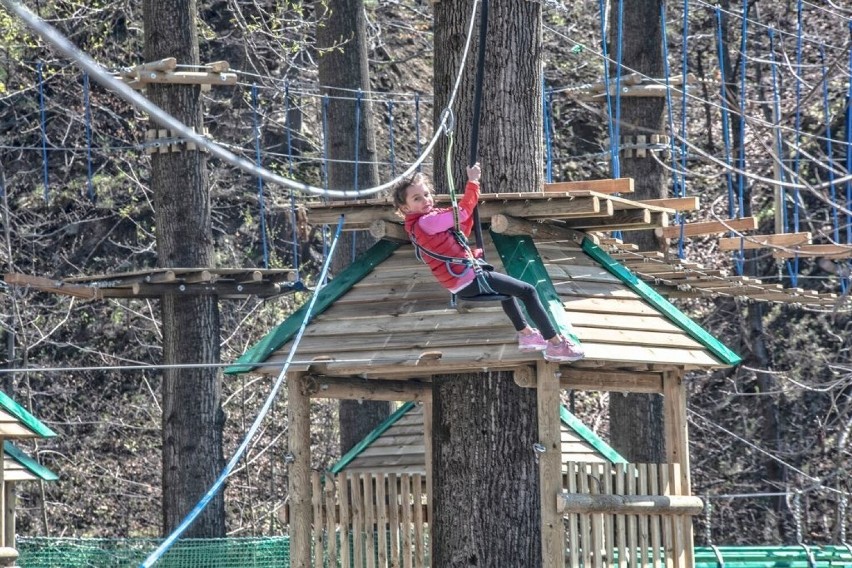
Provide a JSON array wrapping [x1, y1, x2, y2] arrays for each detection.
[[432, 0, 543, 564], [143, 0, 225, 536], [607, 0, 667, 464], [433, 372, 541, 566], [316, 0, 391, 453]]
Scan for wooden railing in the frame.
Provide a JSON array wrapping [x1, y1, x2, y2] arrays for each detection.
[[309, 472, 429, 568], [561, 462, 700, 568]]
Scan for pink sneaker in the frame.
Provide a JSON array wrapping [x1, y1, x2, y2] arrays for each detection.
[[543, 338, 585, 362], [518, 329, 548, 352]]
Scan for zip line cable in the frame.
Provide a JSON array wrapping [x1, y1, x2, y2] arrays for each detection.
[[138, 215, 345, 568], [0, 0, 481, 200]]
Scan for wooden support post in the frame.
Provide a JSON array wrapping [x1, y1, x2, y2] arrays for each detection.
[[663, 370, 694, 568], [369, 220, 410, 243], [536, 360, 564, 568], [489, 214, 590, 246], [288, 373, 312, 568], [423, 401, 433, 550], [2, 482, 12, 551]]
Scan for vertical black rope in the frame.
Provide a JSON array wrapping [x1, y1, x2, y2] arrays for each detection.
[[469, 0, 488, 256]]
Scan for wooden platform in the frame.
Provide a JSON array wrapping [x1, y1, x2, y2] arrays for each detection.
[[4, 267, 301, 299]]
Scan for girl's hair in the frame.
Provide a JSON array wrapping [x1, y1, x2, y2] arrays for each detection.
[[392, 172, 432, 210]]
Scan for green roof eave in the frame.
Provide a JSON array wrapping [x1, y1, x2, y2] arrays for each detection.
[[581, 239, 741, 366], [329, 402, 416, 474], [3, 442, 59, 481], [0, 391, 57, 438], [560, 407, 627, 464], [226, 240, 402, 375], [490, 232, 581, 344]]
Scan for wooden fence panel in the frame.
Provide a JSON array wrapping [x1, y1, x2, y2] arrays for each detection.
[[563, 461, 698, 568]]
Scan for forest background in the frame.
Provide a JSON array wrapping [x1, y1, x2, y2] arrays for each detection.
[[0, 0, 851, 550]]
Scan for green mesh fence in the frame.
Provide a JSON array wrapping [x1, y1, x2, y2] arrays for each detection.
[[17, 536, 290, 567]]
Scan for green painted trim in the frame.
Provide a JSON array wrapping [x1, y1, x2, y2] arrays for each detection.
[[581, 239, 742, 366], [560, 407, 627, 464], [3, 442, 59, 481], [329, 402, 416, 474], [0, 391, 57, 438], [226, 240, 402, 375], [490, 232, 581, 343]]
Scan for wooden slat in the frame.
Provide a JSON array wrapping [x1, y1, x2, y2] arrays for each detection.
[[325, 475, 338, 564], [562, 209, 652, 230], [637, 464, 649, 568], [771, 243, 852, 259], [655, 216, 757, 239], [590, 463, 604, 568], [661, 467, 674, 568], [544, 178, 635, 195], [579, 465, 592, 568], [340, 474, 352, 568], [649, 465, 662, 568], [638, 197, 699, 211], [364, 475, 376, 568], [376, 474, 389, 568], [718, 232, 811, 250], [312, 473, 324, 568], [352, 475, 365, 568], [626, 464, 638, 568], [616, 464, 628, 568], [4, 273, 101, 299], [413, 474, 425, 568], [567, 463, 580, 568], [388, 473, 400, 568], [401, 475, 412, 568]]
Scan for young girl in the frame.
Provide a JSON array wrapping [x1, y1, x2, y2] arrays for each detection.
[[392, 163, 585, 363]]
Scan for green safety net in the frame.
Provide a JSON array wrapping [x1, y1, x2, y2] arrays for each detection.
[[15, 538, 852, 567], [17, 536, 290, 567]]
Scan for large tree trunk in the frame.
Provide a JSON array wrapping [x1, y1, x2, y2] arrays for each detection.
[[432, 0, 543, 563], [143, 0, 226, 536], [607, 0, 667, 464], [316, 0, 391, 453]]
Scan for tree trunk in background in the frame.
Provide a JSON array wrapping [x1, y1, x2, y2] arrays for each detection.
[[143, 0, 225, 536], [432, 0, 543, 563], [607, 0, 666, 464], [316, 0, 390, 453]]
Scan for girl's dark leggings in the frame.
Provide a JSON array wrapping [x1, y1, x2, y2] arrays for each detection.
[[457, 271, 559, 340]]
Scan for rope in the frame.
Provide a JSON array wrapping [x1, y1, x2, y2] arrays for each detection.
[[543, 80, 553, 184], [387, 100, 396, 178], [597, 0, 618, 177], [138, 215, 346, 568], [414, 92, 422, 172], [0, 0, 482, 200], [612, 0, 624, 179], [283, 83, 301, 273], [661, 4, 686, 259], [37, 62, 49, 201], [251, 84, 270, 269], [468, 0, 488, 260], [714, 8, 744, 276], [82, 71, 95, 202]]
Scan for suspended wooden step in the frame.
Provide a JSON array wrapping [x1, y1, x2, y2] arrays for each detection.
[[307, 188, 673, 234], [543, 178, 634, 194], [4, 267, 302, 300], [771, 244, 852, 259], [718, 232, 812, 251], [115, 57, 238, 90], [656, 216, 757, 239]]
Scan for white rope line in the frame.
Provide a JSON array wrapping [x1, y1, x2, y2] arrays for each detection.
[[0, 0, 482, 200]]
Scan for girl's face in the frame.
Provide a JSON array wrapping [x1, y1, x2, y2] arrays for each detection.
[[401, 182, 434, 215]]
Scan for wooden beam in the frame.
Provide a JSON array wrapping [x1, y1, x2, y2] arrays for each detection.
[[369, 220, 410, 243], [131, 70, 238, 86], [559, 369, 664, 393], [4, 273, 101, 300], [543, 178, 634, 195], [771, 244, 852, 259], [556, 493, 704, 515], [718, 232, 812, 250], [537, 360, 564, 568], [655, 216, 757, 239], [288, 373, 312, 568], [489, 214, 588, 246], [304, 375, 432, 401], [561, 209, 652, 231]]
